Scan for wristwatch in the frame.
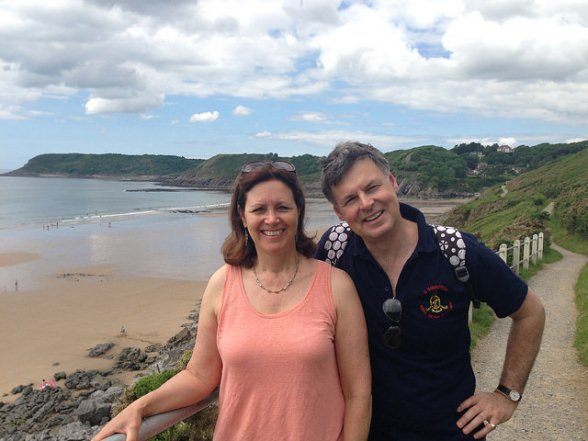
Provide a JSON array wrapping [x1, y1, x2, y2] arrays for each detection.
[[496, 384, 522, 402]]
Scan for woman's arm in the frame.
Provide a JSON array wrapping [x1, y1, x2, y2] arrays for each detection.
[[331, 267, 372, 441], [92, 266, 226, 441]]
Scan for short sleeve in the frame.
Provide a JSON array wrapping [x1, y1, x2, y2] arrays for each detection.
[[465, 233, 528, 318]]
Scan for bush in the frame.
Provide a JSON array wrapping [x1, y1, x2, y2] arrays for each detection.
[[134, 370, 176, 398], [111, 349, 218, 440]]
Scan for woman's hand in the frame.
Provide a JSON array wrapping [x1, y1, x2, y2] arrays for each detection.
[[91, 402, 143, 441]]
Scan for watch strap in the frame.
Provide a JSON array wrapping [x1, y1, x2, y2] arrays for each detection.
[[496, 384, 522, 402]]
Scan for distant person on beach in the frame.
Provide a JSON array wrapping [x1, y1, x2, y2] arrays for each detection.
[[315, 142, 545, 441], [93, 161, 371, 441]]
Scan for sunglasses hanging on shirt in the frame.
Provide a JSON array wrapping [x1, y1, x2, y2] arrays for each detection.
[[383, 297, 402, 349]]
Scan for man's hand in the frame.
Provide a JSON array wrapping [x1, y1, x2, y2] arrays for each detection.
[[456, 391, 518, 439]]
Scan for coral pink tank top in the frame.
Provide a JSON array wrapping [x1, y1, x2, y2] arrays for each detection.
[[214, 261, 345, 441]]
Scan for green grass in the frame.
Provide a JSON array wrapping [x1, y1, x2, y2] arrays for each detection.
[[470, 303, 495, 348], [469, 246, 562, 348], [549, 219, 588, 256], [574, 264, 588, 366]]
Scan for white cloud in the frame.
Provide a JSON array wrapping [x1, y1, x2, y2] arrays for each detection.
[[498, 137, 517, 146], [256, 129, 418, 149], [564, 137, 588, 144], [86, 94, 164, 115], [233, 105, 252, 116], [254, 130, 272, 138], [189, 111, 219, 123], [448, 136, 518, 147], [293, 112, 328, 123], [0, 0, 587, 125]]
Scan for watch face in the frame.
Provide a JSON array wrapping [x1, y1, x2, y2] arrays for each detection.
[[509, 390, 521, 402]]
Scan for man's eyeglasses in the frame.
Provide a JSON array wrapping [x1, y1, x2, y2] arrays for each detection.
[[240, 161, 296, 173], [383, 297, 402, 349]]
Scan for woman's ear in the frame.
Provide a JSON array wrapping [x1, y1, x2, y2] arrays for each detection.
[[238, 207, 246, 229]]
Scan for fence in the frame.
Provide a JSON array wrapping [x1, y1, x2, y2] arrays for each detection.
[[104, 231, 546, 441], [496, 232, 544, 274]]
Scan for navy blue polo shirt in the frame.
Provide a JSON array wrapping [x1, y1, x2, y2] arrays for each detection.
[[316, 203, 528, 438]]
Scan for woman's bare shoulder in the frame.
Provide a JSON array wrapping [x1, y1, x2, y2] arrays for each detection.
[[201, 265, 230, 306]]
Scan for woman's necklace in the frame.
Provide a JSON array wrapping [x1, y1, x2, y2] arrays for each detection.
[[253, 255, 300, 294]]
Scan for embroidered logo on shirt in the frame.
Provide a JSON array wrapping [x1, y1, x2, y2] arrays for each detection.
[[420, 284, 453, 318]]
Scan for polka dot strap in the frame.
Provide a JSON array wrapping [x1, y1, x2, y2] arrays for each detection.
[[323, 221, 351, 266], [431, 224, 481, 307], [431, 225, 467, 271]]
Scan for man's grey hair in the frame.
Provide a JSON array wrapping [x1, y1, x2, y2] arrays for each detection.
[[320, 141, 391, 203]]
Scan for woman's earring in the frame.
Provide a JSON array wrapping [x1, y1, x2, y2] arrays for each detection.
[[244, 228, 249, 248]]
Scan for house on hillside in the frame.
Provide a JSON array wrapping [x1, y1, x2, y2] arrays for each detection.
[[497, 145, 513, 153]]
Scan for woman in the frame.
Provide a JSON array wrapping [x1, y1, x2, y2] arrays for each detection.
[[92, 161, 371, 441]]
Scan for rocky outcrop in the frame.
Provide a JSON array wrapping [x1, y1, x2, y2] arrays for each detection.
[[1, 303, 202, 440], [75, 387, 123, 426], [88, 343, 114, 358]]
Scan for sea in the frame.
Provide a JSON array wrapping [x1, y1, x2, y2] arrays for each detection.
[[0, 176, 340, 290]]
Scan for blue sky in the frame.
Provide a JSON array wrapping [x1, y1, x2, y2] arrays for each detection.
[[1, 0, 587, 170]]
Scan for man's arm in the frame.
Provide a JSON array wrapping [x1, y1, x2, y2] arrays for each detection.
[[456, 287, 545, 439]]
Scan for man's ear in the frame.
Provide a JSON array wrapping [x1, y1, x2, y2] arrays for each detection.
[[389, 173, 399, 192], [333, 204, 345, 221]]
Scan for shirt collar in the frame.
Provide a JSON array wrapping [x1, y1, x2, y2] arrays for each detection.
[[352, 202, 438, 258]]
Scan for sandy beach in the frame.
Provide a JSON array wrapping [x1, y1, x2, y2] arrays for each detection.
[[0, 254, 206, 398], [0, 252, 41, 268]]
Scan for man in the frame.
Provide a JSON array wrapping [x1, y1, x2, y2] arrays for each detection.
[[315, 142, 545, 440]]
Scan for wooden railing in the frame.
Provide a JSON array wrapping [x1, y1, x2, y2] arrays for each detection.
[[497, 232, 544, 274]]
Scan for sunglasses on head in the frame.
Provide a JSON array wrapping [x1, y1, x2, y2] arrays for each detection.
[[240, 161, 296, 173], [383, 297, 402, 349]]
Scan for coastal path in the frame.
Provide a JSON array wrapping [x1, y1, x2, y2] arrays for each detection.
[[471, 243, 588, 440]]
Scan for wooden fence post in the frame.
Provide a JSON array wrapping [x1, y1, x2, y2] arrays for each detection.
[[499, 243, 508, 263], [538, 232, 544, 260], [513, 239, 521, 274], [523, 236, 530, 270], [531, 234, 538, 265]]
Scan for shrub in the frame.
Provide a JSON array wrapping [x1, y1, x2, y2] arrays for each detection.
[[134, 370, 176, 398], [111, 349, 218, 440]]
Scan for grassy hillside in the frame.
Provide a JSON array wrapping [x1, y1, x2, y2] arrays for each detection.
[[7, 153, 202, 178], [386, 145, 468, 195], [164, 153, 322, 189], [445, 149, 588, 248], [6, 141, 587, 198]]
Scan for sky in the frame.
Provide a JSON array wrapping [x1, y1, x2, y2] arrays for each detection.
[[1, 0, 587, 170]]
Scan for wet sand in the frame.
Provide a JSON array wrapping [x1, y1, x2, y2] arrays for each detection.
[[0, 264, 206, 397], [0, 252, 41, 268]]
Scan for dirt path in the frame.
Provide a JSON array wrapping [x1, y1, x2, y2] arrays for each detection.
[[471, 243, 588, 440]]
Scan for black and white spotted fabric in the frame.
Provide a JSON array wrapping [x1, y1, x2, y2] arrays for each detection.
[[322, 222, 467, 271], [323, 222, 351, 265], [431, 225, 467, 270]]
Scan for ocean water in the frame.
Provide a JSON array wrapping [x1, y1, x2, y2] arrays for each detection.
[[0, 177, 339, 290], [0, 176, 230, 230]]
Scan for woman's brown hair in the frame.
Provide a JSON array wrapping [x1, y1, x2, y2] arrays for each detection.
[[221, 164, 315, 268]]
